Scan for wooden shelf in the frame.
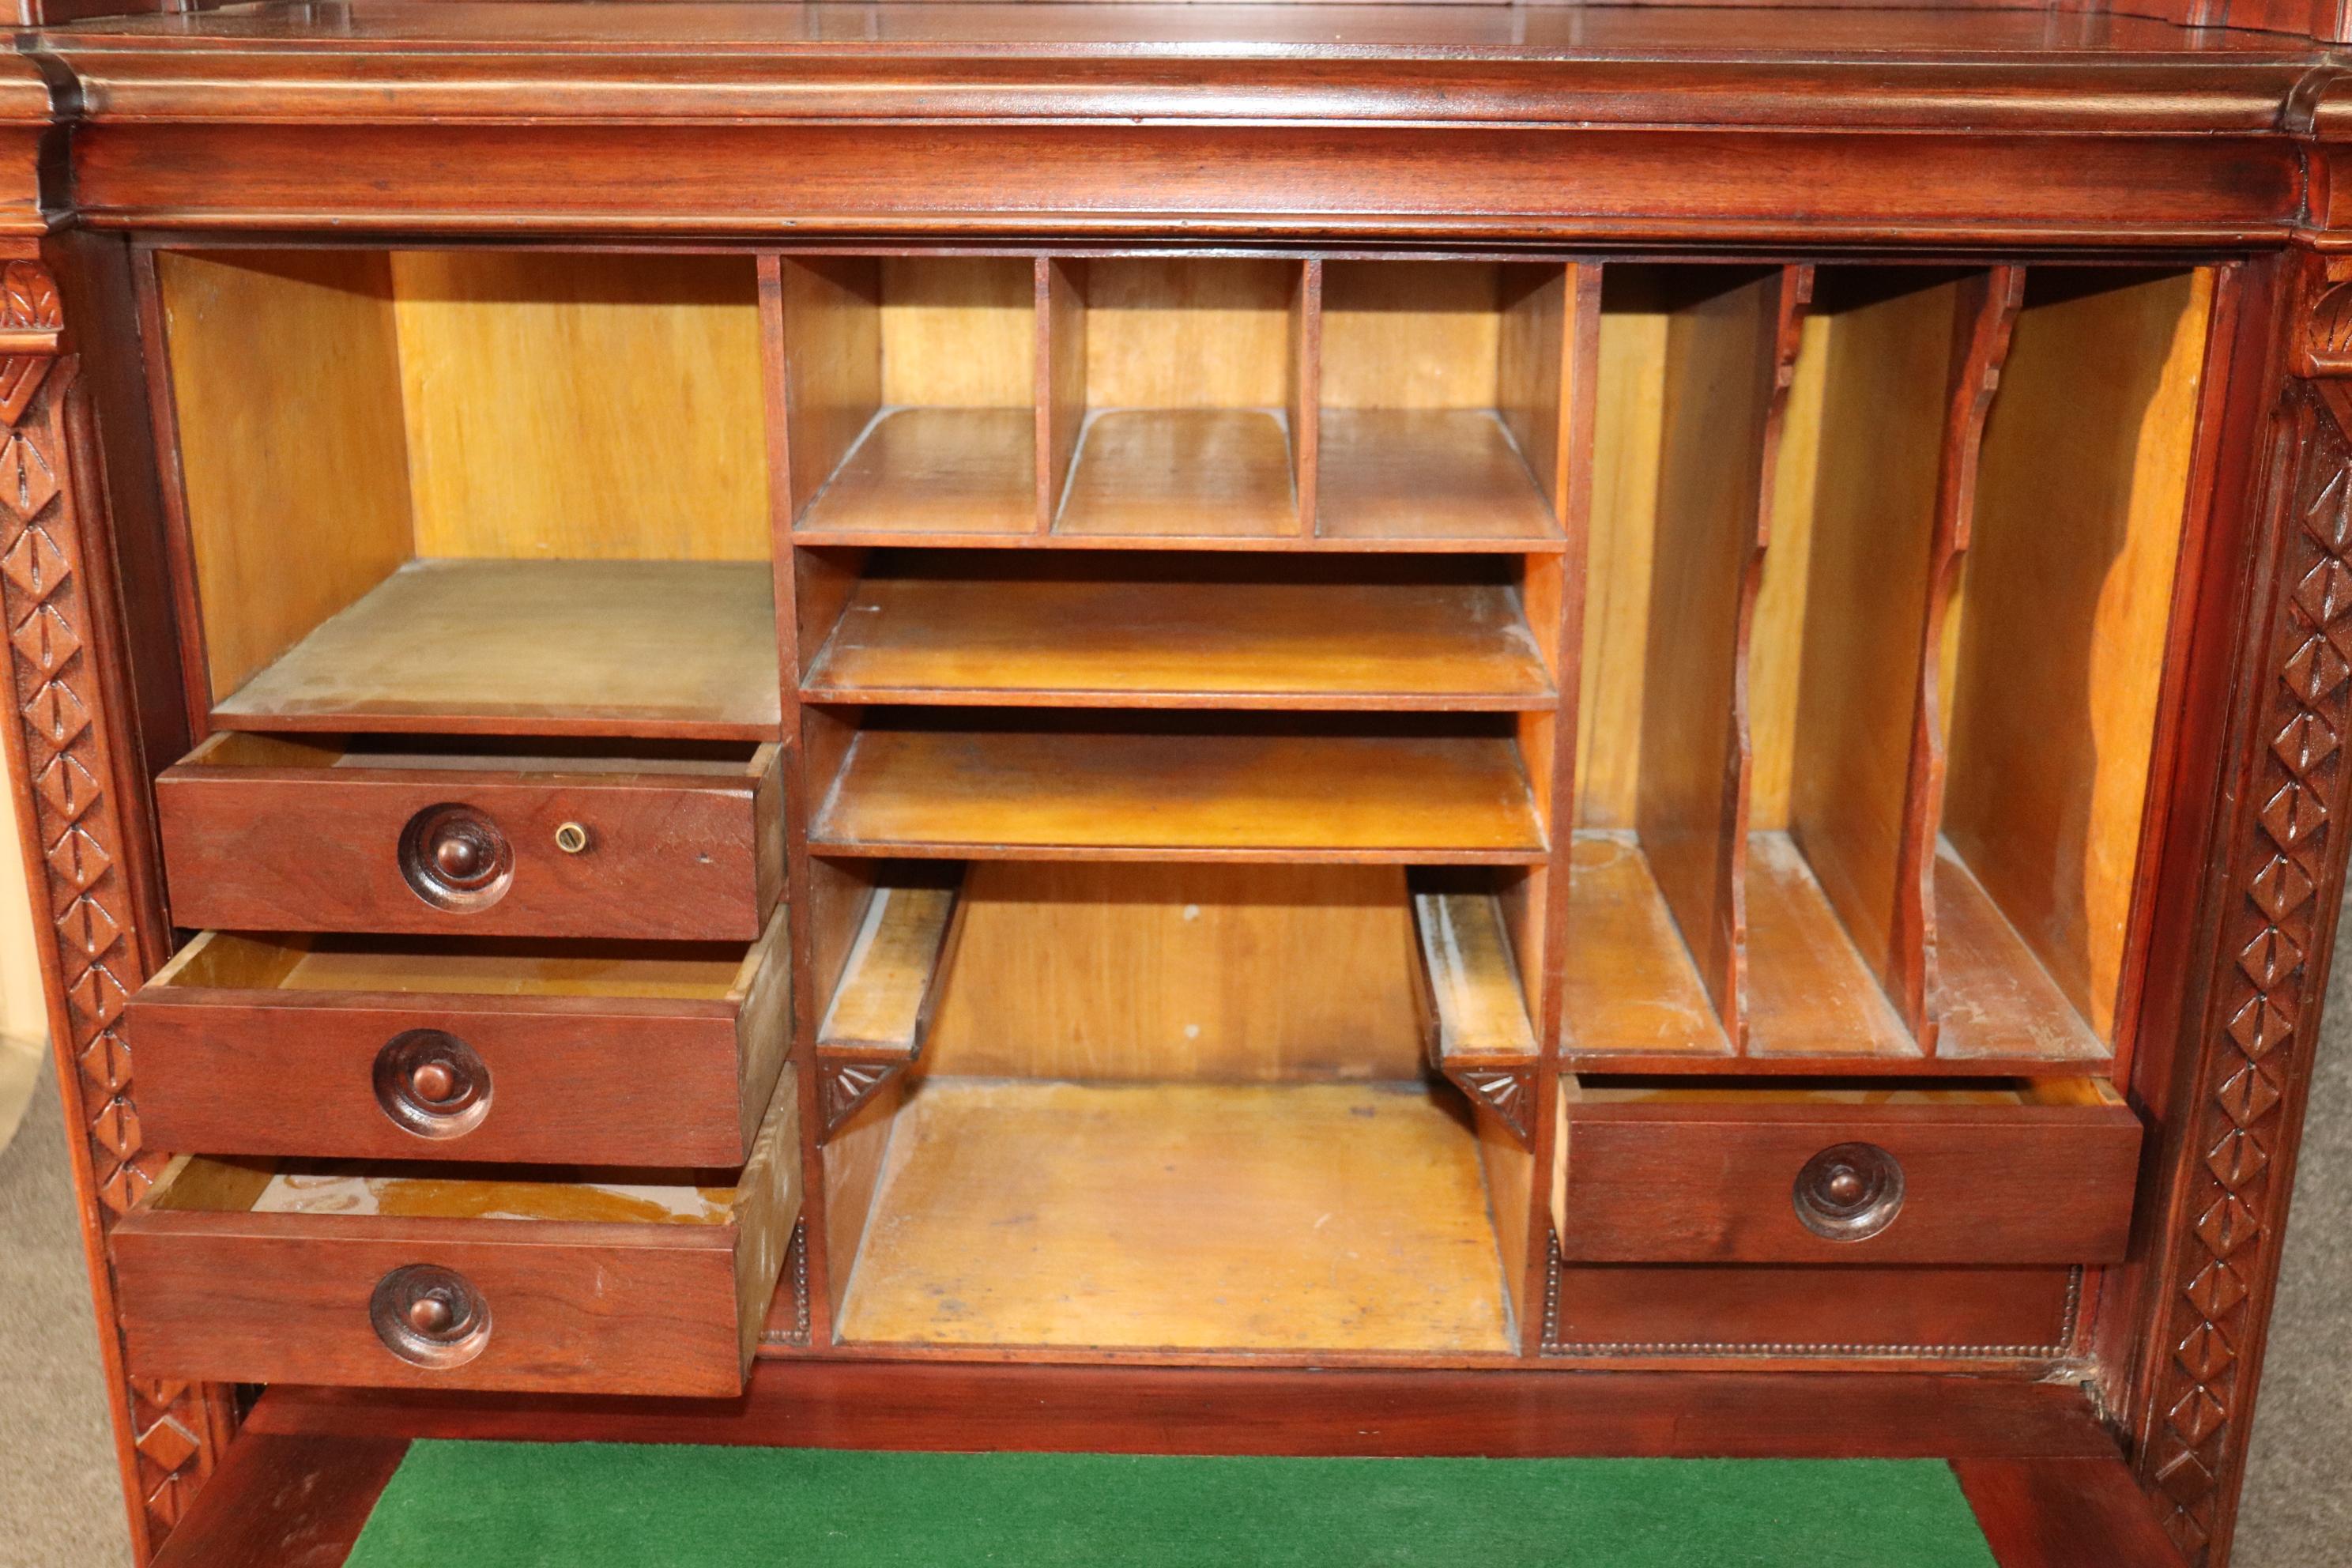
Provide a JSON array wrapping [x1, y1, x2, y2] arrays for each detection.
[[836, 1079, 1513, 1353], [801, 572, 1556, 710], [1317, 410, 1559, 544], [210, 559, 781, 740], [1411, 890, 1538, 1066], [1747, 831, 1917, 1060], [1562, 832, 1732, 1058], [1931, 842, 2105, 1063], [796, 409, 1036, 538], [819, 878, 967, 1060], [1055, 409, 1299, 538], [809, 724, 1550, 862]]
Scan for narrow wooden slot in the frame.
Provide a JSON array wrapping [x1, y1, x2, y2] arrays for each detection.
[[156, 929, 752, 1002], [808, 716, 1550, 862], [1050, 258, 1313, 538], [1316, 262, 1573, 544], [782, 257, 1038, 538], [155, 248, 777, 734], [817, 873, 968, 1068], [835, 1080, 1513, 1353], [1932, 266, 2213, 1060], [1742, 268, 2008, 1059], [797, 552, 1556, 710], [1410, 889, 1538, 1068], [1566, 266, 1807, 1057]]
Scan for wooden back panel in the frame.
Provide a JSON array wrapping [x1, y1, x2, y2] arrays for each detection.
[[157, 250, 414, 701], [390, 251, 767, 562]]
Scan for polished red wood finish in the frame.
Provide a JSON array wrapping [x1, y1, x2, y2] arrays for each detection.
[[0, 5, 2345, 1566], [1558, 1094, 2143, 1265], [155, 741, 784, 940]]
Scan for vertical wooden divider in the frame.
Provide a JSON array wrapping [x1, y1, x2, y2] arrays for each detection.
[[759, 253, 831, 1344], [1636, 265, 1812, 1054], [1035, 257, 1085, 532], [1516, 261, 1597, 1351], [1287, 258, 1321, 534], [1905, 266, 2027, 1054]]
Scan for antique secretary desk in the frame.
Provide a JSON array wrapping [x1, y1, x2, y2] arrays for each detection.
[[4, 0, 2352, 1561]]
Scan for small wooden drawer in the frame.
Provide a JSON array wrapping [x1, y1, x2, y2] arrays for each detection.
[[112, 1076, 800, 1396], [156, 733, 784, 940], [126, 914, 790, 1167], [1554, 1077, 2141, 1265]]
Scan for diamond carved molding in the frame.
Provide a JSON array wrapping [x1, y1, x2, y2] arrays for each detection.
[[0, 259, 229, 1555], [2138, 376, 2352, 1564]]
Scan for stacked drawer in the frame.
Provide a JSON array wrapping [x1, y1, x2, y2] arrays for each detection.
[[109, 734, 797, 1396]]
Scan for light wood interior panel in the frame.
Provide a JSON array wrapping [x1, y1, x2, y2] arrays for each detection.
[[877, 257, 1035, 408], [153, 929, 749, 1001], [1773, 278, 1961, 1007], [1562, 832, 1730, 1056], [159, 250, 415, 701], [1055, 409, 1298, 537], [1575, 288, 1669, 829], [837, 1080, 1512, 1352], [1633, 270, 1796, 1038], [1943, 268, 2210, 1041], [779, 258, 884, 523], [1320, 261, 1503, 409], [1080, 258, 1298, 409], [390, 252, 767, 561], [923, 864, 1425, 1081]]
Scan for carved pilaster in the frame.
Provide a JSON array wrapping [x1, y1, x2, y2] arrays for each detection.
[[2135, 273, 2352, 1563], [0, 258, 232, 1559]]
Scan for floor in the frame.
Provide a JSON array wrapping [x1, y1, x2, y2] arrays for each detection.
[[0, 914, 2346, 1568]]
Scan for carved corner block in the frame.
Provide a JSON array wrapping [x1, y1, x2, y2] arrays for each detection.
[[819, 1053, 910, 1137], [0, 257, 231, 1558], [1441, 1065, 1533, 1144]]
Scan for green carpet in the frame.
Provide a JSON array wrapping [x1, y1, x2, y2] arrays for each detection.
[[345, 1442, 1999, 1566]]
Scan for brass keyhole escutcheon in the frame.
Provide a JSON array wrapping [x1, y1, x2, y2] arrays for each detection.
[[1792, 1142, 1905, 1242], [374, 1029, 492, 1140], [398, 804, 514, 912], [371, 1265, 492, 1370], [554, 821, 591, 854]]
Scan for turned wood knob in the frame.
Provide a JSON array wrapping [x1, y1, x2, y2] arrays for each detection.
[[409, 1060, 458, 1104], [371, 1265, 491, 1370], [375, 1030, 492, 1140], [1792, 1142, 1905, 1242], [398, 805, 513, 910], [433, 832, 488, 881]]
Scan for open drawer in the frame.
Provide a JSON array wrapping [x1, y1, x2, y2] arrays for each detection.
[[126, 911, 789, 1167], [111, 1074, 799, 1396], [155, 734, 784, 940], [1554, 1077, 2140, 1265]]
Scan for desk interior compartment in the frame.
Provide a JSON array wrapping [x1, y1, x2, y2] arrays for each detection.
[[111, 1072, 801, 1396], [154, 248, 778, 738], [1046, 258, 1314, 538], [816, 860, 1527, 1355], [1930, 267, 2211, 1061], [127, 913, 790, 1167], [156, 733, 784, 940], [1315, 260, 1576, 545], [778, 257, 1042, 539]]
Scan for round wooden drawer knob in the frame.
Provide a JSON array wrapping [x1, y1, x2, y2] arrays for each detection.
[[398, 804, 514, 911], [374, 1029, 492, 1140], [371, 1265, 492, 1370], [1792, 1142, 1905, 1242]]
